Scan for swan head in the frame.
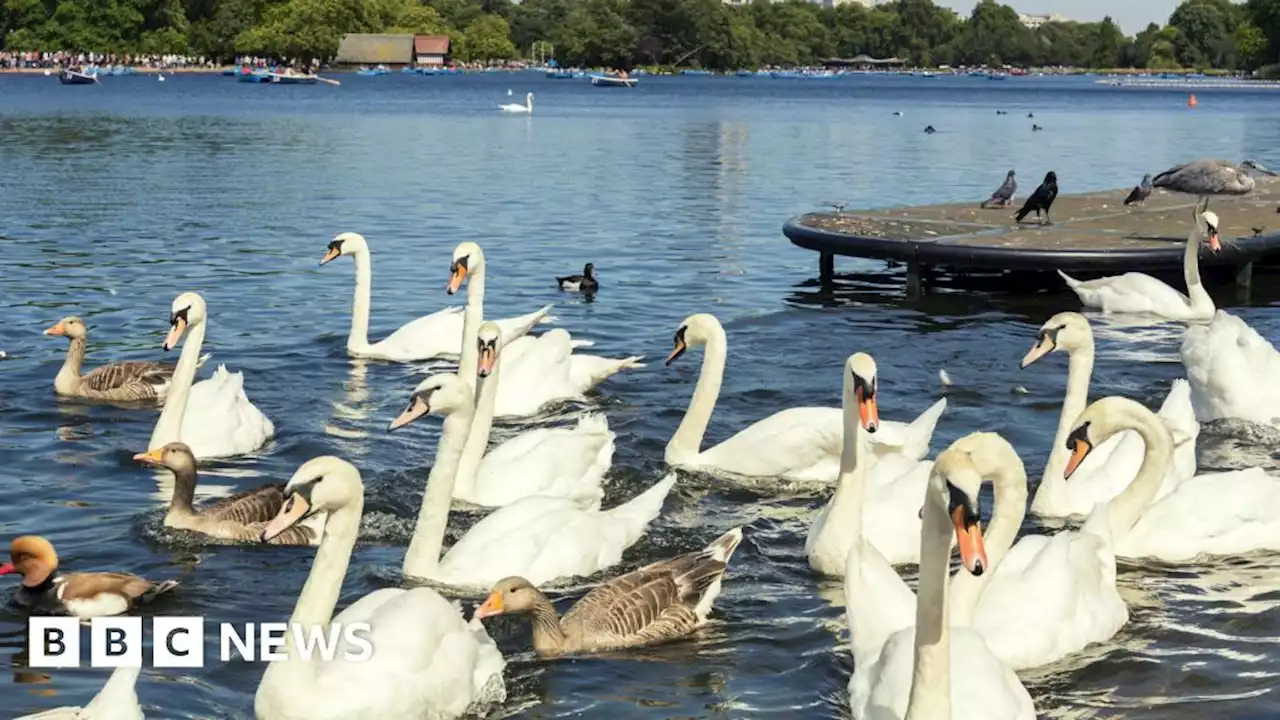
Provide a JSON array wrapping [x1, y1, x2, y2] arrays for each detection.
[[133, 442, 196, 474], [1199, 210, 1220, 253], [164, 292, 206, 351], [844, 353, 879, 432], [262, 456, 361, 542], [321, 232, 367, 265], [474, 575, 538, 620], [929, 449, 988, 575], [1020, 311, 1090, 368], [43, 316, 87, 340], [448, 242, 484, 295], [477, 322, 501, 378], [666, 313, 722, 365], [947, 432, 1025, 485], [0, 535, 59, 587], [387, 373, 473, 431], [1063, 395, 1168, 479]]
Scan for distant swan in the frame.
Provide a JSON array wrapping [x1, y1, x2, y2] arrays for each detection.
[[500, 92, 533, 113]]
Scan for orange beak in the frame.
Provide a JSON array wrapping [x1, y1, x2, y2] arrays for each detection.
[[477, 346, 496, 377], [1064, 438, 1092, 479], [447, 264, 468, 294], [857, 388, 879, 432], [1020, 338, 1052, 368], [320, 247, 341, 265], [133, 448, 164, 466], [952, 505, 988, 575], [261, 494, 311, 542], [42, 322, 66, 336], [665, 338, 687, 365], [474, 591, 504, 620], [388, 395, 430, 431], [163, 317, 187, 351]]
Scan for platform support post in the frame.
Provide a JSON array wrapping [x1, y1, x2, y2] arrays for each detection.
[[906, 259, 922, 298], [1235, 260, 1253, 300], [819, 251, 834, 283]]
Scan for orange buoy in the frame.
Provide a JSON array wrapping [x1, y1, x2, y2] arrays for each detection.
[[1188, 93, 1198, 108]]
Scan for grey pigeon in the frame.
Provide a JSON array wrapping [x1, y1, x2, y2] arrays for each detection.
[[1123, 173, 1153, 206], [981, 170, 1016, 208]]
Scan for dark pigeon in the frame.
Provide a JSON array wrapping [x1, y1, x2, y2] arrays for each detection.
[[1123, 173, 1153, 206], [1015, 171, 1058, 225], [981, 170, 1017, 209]]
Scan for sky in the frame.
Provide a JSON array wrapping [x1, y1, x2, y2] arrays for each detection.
[[937, 0, 1182, 35]]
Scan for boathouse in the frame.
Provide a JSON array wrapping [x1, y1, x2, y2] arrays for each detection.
[[335, 34, 414, 66], [414, 36, 451, 66]]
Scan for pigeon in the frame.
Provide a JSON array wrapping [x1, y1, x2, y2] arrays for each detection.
[[1015, 171, 1058, 225], [981, 170, 1017, 209], [1123, 173, 1153, 206]]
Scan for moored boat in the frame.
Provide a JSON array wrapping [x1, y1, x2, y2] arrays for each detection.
[[58, 69, 99, 85], [590, 74, 638, 87]]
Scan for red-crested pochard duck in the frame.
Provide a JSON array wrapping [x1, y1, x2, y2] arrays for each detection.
[[0, 536, 178, 618]]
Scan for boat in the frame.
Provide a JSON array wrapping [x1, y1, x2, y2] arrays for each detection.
[[357, 65, 391, 76], [681, 69, 712, 76], [58, 69, 99, 85], [269, 72, 318, 85], [546, 70, 575, 79], [238, 70, 272, 83], [590, 74, 638, 87]]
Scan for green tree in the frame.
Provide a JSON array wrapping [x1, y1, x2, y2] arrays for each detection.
[[455, 13, 515, 61]]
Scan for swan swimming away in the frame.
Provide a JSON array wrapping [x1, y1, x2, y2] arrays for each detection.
[[500, 92, 533, 113]]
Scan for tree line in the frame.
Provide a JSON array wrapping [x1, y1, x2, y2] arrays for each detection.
[[4, 0, 1280, 72]]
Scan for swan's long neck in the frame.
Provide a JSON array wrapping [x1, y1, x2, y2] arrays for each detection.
[[347, 249, 373, 351], [149, 319, 206, 449], [1034, 344, 1094, 508], [54, 338, 86, 392], [830, 381, 867, 539], [906, 485, 955, 720], [459, 263, 486, 390], [949, 441, 1026, 625], [456, 352, 499, 492], [1104, 407, 1173, 540], [404, 405, 474, 578], [667, 326, 727, 462], [266, 489, 362, 688], [1184, 217, 1214, 313]]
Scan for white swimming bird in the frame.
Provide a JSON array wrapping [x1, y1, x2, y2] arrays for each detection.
[[1020, 311, 1198, 519], [1058, 210, 1219, 321], [148, 292, 274, 459], [500, 92, 533, 113], [255, 456, 506, 720], [321, 232, 551, 361], [665, 313, 946, 485], [15, 665, 143, 719], [1181, 310, 1280, 426]]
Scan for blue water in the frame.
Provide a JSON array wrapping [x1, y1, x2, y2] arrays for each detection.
[[1, 71, 1279, 718]]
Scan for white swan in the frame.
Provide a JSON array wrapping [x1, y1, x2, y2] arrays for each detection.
[[1057, 210, 1219, 320], [16, 665, 143, 719], [449, 242, 643, 417], [946, 433, 1128, 671], [389, 373, 674, 589], [806, 353, 935, 570], [847, 439, 1034, 720], [1020, 311, 1197, 518], [1066, 395, 1280, 562], [499, 92, 533, 113], [1181, 310, 1280, 425], [148, 292, 274, 459], [255, 456, 506, 720], [321, 232, 551, 361], [665, 313, 946, 484]]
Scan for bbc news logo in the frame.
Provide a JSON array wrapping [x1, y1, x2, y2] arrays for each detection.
[[29, 617, 373, 668]]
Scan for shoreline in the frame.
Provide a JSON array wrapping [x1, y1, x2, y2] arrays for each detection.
[[0, 67, 229, 75]]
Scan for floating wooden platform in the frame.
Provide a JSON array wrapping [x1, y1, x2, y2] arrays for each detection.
[[784, 178, 1280, 292]]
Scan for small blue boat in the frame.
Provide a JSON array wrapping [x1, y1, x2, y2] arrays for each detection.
[[680, 69, 712, 76], [59, 69, 99, 85], [357, 65, 391, 76], [238, 71, 272, 83], [546, 71, 575, 79]]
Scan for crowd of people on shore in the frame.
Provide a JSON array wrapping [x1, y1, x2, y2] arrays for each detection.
[[0, 51, 220, 71]]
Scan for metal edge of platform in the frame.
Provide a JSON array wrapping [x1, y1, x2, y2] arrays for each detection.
[[782, 216, 1280, 273]]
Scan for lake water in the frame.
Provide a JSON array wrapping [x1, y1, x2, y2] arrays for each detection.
[[2, 71, 1280, 719]]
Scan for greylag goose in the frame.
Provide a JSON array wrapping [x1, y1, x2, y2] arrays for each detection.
[[556, 263, 598, 293], [0, 536, 177, 618], [44, 316, 200, 402], [474, 527, 742, 656], [134, 443, 316, 545]]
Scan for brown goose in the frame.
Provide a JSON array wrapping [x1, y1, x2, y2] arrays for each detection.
[[474, 527, 743, 656], [0, 536, 178, 618], [134, 443, 316, 546], [44, 316, 199, 402]]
